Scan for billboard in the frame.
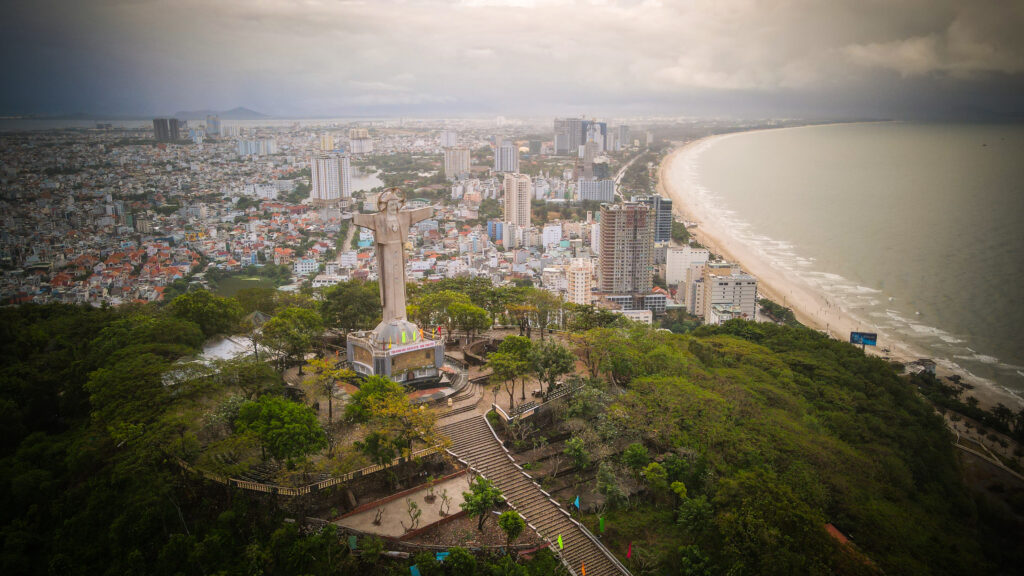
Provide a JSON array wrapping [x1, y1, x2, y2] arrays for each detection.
[[850, 332, 877, 346]]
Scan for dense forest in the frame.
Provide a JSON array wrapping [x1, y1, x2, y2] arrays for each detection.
[[1, 279, 1021, 574], [555, 321, 1024, 575], [0, 298, 556, 576]]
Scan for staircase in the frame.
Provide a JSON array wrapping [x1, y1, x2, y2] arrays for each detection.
[[439, 416, 631, 576]]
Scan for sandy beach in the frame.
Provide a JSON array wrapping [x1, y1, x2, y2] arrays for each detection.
[[657, 136, 1023, 411]]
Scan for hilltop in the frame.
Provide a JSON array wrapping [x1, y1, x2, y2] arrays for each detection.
[[0, 281, 1021, 575], [173, 106, 268, 120]]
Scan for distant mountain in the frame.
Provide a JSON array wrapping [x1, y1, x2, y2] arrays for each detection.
[[172, 107, 268, 121]]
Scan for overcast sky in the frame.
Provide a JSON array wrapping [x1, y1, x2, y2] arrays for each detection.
[[2, 0, 1023, 119]]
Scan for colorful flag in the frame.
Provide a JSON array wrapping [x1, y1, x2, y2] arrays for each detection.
[[599, 516, 604, 533], [573, 495, 580, 509], [401, 330, 407, 343], [410, 565, 421, 576], [557, 534, 563, 549], [627, 542, 632, 559]]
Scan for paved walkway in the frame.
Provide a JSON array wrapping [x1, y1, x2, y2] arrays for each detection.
[[439, 416, 631, 576], [336, 475, 471, 538]]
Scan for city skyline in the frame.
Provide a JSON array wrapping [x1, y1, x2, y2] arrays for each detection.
[[2, 0, 1023, 120]]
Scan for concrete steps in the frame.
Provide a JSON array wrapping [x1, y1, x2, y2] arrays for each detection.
[[439, 416, 630, 576]]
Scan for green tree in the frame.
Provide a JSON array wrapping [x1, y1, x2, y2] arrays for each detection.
[[308, 356, 355, 423], [642, 462, 668, 494], [529, 288, 562, 340], [564, 303, 622, 332], [531, 341, 575, 395], [262, 307, 323, 374], [415, 290, 472, 338], [677, 545, 711, 576], [344, 375, 405, 422], [320, 280, 381, 333], [444, 546, 477, 575], [354, 430, 398, 467], [563, 436, 589, 471], [498, 336, 534, 401], [622, 442, 649, 477], [212, 356, 280, 399], [487, 351, 527, 412], [596, 461, 625, 506], [167, 289, 242, 337], [449, 301, 492, 342], [235, 395, 326, 464], [498, 510, 525, 548], [460, 476, 505, 530], [359, 390, 442, 460]]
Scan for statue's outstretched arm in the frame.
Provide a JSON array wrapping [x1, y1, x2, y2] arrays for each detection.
[[353, 213, 376, 230], [404, 206, 433, 225]]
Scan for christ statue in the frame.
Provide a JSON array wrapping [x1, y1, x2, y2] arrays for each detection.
[[352, 188, 432, 325]]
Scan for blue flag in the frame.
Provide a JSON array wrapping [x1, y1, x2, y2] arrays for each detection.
[[348, 535, 358, 550], [574, 495, 580, 509], [436, 552, 449, 562], [410, 565, 421, 576]]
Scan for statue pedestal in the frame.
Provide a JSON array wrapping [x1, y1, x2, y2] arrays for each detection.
[[346, 319, 445, 389]]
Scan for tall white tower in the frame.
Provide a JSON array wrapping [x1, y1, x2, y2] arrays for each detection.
[[309, 153, 351, 207], [503, 173, 532, 229], [494, 140, 519, 173]]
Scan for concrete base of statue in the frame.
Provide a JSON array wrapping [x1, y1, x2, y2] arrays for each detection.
[[346, 318, 445, 389]]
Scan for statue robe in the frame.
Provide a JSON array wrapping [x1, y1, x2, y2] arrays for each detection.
[[353, 205, 432, 324]]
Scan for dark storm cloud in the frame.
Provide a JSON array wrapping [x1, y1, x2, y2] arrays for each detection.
[[1, 0, 1022, 118]]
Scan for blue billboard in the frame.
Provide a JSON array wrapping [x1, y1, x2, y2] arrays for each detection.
[[850, 332, 877, 346]]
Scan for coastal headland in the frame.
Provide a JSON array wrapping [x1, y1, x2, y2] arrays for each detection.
[[657, 134, 1022, 412]]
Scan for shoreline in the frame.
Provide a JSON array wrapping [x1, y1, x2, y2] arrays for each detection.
[[656, 132, 1023, 412]]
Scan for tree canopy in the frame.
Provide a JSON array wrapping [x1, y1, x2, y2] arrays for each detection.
[[262, 307, 323, 373], [235, 395, 327, 463], [460, 476, 505, 530], [167, 289, 242, 337]]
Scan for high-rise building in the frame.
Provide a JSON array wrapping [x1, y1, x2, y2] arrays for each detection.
[[553, 117, 585, 155], [666, 245, 710, 286], [617, 125, 630, 149], [598, 202, 654, 294], [503, 173, 531, 229], [542, 223, 562, 248], [584, 121, 608, 151], [309, 153, 352, 207], [205, 115, 221, 136], [633, 194, 673, 242], [153, 118, 184, 142], [567, 258, 594, 305], [700, 263, 758, 323], [582, 141, 600, 178], [494, 140, 519, 173], [237, 139, 278, 156], [443, 147, 471, 180], [320, 132, 335, 152], [348, 128, 373, 154], [440, 130, 458, 148], [577, 179, 616, 203]]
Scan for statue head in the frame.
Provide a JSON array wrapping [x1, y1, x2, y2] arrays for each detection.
[[377, 187, 405, 213]]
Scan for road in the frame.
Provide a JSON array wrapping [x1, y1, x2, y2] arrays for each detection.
[[613, 152, 643, 201]]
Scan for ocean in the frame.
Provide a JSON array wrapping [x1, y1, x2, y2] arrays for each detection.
[[674, 122, 1024, 402]]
